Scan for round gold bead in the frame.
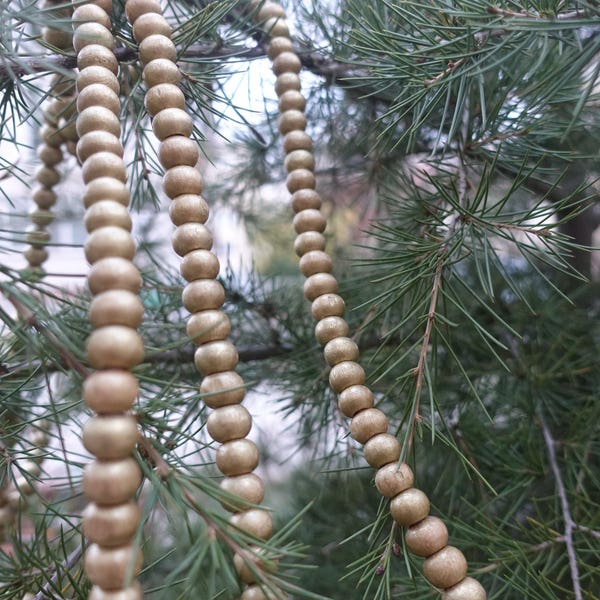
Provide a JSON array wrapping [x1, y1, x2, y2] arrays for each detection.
[[85, 543, 142, 590], [329, 360, 365, 393], [85, 200, 131, 232], [405, 516, 449, 558], [152, 108, 193, 140], [83, 415, 139, 460], [257, 2, 286, 21], [86, 325, 144, 370], [172, 222, 213, 256], [230, 508, 273, 540], [324, 336, 359, 366], [83, 502, 140, 547], [77, 131, 123, 163], [29, 208, 55, 227], [89, 290, 144, 329], [374, 462, 414, 498], [143, 58, 181, 87], [186, 310, 230, 345], [73, 23, 114, 53], [83, 458, 142, 504], [390, 488, 430, 527], [83, 177, 129, 208], [240, 585, 278, 600], [304, 272, 338, 302], [84, 370, 138, 414], [159, 136, 199, 169], [278, 89, 306, 113], [315, 316, 349, 345], [278, 110, 307, 135], [67, 140, 78, 156], [200, 371, 246, 408], [441, 577, 487, 600], [82, 152, 127, 184], [311, 293, 345, 320], [291, 189, 320, 212], [87, 257, 142, 295], [423, 546, 468, 590], [350, 408, 388, 444], [364, 433, 401, 468], [207, 404, 252, 443], [77, 84, 120, 115], [182, 279, 225, 312], [338, 384, 373, 417], [299, 250, 332, 277], [57, 118, 79, 143], [77, 44, 118, 74], [285, 149, 314, 173], [77, 106, 120, 138], [272, 51, 302, 76], [267, 36, 293, 60], [72, 4, 112, 30], [169, 194, 209, 225], [275, 73, 301, 96], [77, 66, 120, 95], [180, 249, 219, 281], [37, 144, 63, 167], [40, 124, 63, 148], [163, 166, 203, 198], [42, 27, 72, 49], [293, 209, 326, 234], [216, 439, 259, 476], [26, 228, 50, 247], [132, 12, 171, 42], [287, 168, 316, 193], [220, 473, 264, 508], [89, 584, 143, 600], [84, 227, 135, 263], [139, 34, 176, 64], [24, 247, 48, 267], [294, 231, 326, 256], [264, 16, 290, 38], [144, 83, 185, 117], [125, 0, 162, 23], [194, 340, 238, 375], [35, 166, 60, 188]]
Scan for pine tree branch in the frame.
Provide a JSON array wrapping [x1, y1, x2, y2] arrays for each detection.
[[33, 543, 84, 600]]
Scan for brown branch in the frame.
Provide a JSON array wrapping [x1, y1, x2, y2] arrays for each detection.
[[33, 543, 84, 600]]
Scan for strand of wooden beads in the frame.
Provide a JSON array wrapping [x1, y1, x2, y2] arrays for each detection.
[[72, 2, 144, 598], [254, 2, 487, 599], [123, 2, 277, 598]]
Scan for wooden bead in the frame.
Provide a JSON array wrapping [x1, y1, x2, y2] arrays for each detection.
[[40, 124, 63, 148], [405, 516, 448, 558], [230, 508, 272, 540], [257, 2, 286, 21], [84, 227, 135, 263], [26, 228, 50, 247], [172, 223, 213, 256], [29, 207, 55, 227], [86, 326, 144, 369], [311, 293, 345, 320], [315, 316, 349, 345], [125, 0, 162, 23], [77, 84, 120, 115], [35, 166, 60, 188], [364, 433, 401, 468], [89, 290, 143, 329], [84, 370, 138, 414], [83, 177, 129, 208], [159, 136, 199, 169], [163, 166, 203, 198], [264, 17, 290, 38], [89, 584, 143, 600], [267, 36, 293, 60], [72, 4, 111, 30], [182, 279, 224, 312], [73, 23, 114, 53], [37, 144, 63, 166], [87, 257, 142, 295], [293, 209, 326, 234], [390, 488, 430, 527], [152, 108, 193, 140], [329, 360, 365, 393], [77, 44, 118, 74], [285, 149, 314, 172], [82, 152, 127, 184], [272, 51, 301, 76], [83, 458, 142, 504], [275, 73, 301, 96], [442, 577, 487, 600], [77, 66, 120, 95], [350, 408, 387, 443], [42, 27, 72, 49], [186, 310, 230, 345], [216, 439, 259, 476], [278, 90, 306, 113], [85, 543, 142, 589], [139, 34, 176, 63], [338, 384, 373, 417], [66, 140, 78, 156], [220, 473, 264, 508], [83, 501, 140, 546], [200, 371, 246, 408], [324, 337, 359, 366], [83, 415, 139, 460], [240, 585, 277, 600], [291, 189, 320, 213], [24, 247, 48, 267], [299, 250, 332, 277], [278, 110, 306, 135], [132, 12, 171, 41], [77, 106, 120, 138], [20, 459, 41, 477], [144, 83, 184, 117], [294, 231, 326, 256], [58, 116, 77, 143], [374, 462, 414, 498], [180, 249, 219, 281], [287, 168, 316, 193], [143, 58, 181, 87], [77, 131, 123, 163], [194, 340, 238, 375], [304, 272, 338, 302], [423, 546, 468, 590], [207, 404, 252, 443], [85, 200, 131, 232], [169, 194, 209, 225]]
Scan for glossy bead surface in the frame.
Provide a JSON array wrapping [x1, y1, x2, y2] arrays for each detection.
[[73, 23, 114, 53], [292, 189, 320, 212], [35, 166, 60, 188], [72, 4, 111, 29], [200, 371, 246, 408], [324, 336, 359, 366], [172, 223, 213, 256], [216, 439, 259, 476], [405, 516, 449, 558], [87, 257, 142, 295], [293, 209, 326, 234], [139, 34, 177, 63], [194, 340, 238, 375], [180, 249, 219, 281], [374, 462, 414, 498], [89, 583, 143, 600], [182, 279, 224, 312], [207, 404, 252, 442], [294, 231, 326, 256], [86, 326, 144, 370], [315, 316, 349, 345], [83, 458, 142, 504], [143, 58, 181, 87], [132, 12, 171, 41], [264, 16, 290, 38], [84, 370, 138, 414], [37, 144, 62, 167], [159, 136, 199, 169], [329, 360, 365, 393], [220, 473, 264, 508], [163, 166, 203, 198], [169, 194, 209, 225], [283, 130, 312, 153], [299, 250, 332, 277], [338, 384, 373, 417], [186, 310, 230, 344], [423, 546, 468, 590], [272, 51, 302, 75], [274, 73, 301, 96], [77, 107, 120, 138], [82, 152, 127, 184], [77, 131, 123, 163], [240, 585, 277, 600], [144, 83, 185, 117], [84, 227, 135, 263], [230, 508, 273, 540], [267, 36, 293, 60], [257, 1, 286, 20], [278, 110, 306, 135], [287, 168, 316, 193], [390, 488, 430, 527], [83, 177, 129, 208], [89, 289, 144, 329], [304, 273, 338, 302], [285, 149, 315, 173], [77, 44, 119, 74], [83, 501, 141, 546], [125, 0, 162, 23], [350, 408, 387, 443], [441, 577, 487, 600], [24, 247, 48, 267], [83, 415, 139, 460], [84, 200, 131, 232], [364, 433, 401, 468], [77, 84, 120, 115], [152, 108, 193, 140], [85, 543, 142, 589], [77, 66, 120, 95], [311, 293, 345, 320], [278, 90, 306, 113]]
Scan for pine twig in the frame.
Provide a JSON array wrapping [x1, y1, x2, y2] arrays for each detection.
[[33, 543, 84, 600]]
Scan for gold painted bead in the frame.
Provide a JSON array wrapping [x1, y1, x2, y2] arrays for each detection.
[[278, 90, 306, 113], [77, 66, 120, 95], [77, 84, 120, 115], [187, 310, 230, 345], [441, 577, 487, 600], [216, 439, 259, 476], [304, 272, 338, 302], [267, 36, 293, 60], [294, 231, 326, 256], [87, 257, 142, 295], [42, 27, 72, 49], [83, 458, 142, 504], [315, 316, 349, 345], [350, 408, 388, 444], [85, 543, 142, 589], [163, 166, 203, 198], [77, 131, 123, 163], [230, 508, 272, 540], [89, 583, 143, 600], [207, 404, 252, 443], [390, 488, 430, 527], [182, 279, 225, 312], [257, 2, 286, 21], [83, 415, 139, 460], [374, 462, 414, 498], [86, 326, 144, 370], [37, 144, 62, 167], [72, 4, 111, 30], [77, 44, 118, 74], [278, 110, 306, 135], [159, 136, 199, 169], [292, 189, 320, 212], [287, 168, 316, 193], [84, 370, 138, 414], [139, 34, 176, 64], [364, 433, 401, 468], [89, 290, 143, 329], [285, 149, 314, 173], [299, 250, 332, 277], [194, 340, 238, 375], [311, 293, 345, 320], [85, 200, 131, 232], [180, 249, 219, 281], [29, 207, 55, 227], [40, 124, 63, 148], [83, 177, 129, 208], [405, 516, 448, 558], [200, 371, 246, 408], [169, 194, 209, 225], [82, 152, 127, 184], [35, 166, 60, 188], [84, 227, 135, 263], [274, 73, 301, 96], [83, 501, 140, 546], [132, 12, 171, 42], [264, 16, 290, 38], [338, 384, 373, 417], [172, 223, 213, 256], [293, 209, 326, 234], [77, 106, 120, 138], [324, 336, 359, 366], [24, 247, 48, 267], [73, 23, 114, 53], [144, 83, 185, 117], [143, 58, 181, 87], [125, 0, 162, 23], [329, 360, 365, 393], [423, 546, 468, 590], [220, 473, 264, 508], [272, 51, 302, 76], [152, 108, 193, 140]]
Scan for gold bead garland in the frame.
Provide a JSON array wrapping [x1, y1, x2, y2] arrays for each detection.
[[72, 3, 144, 598]]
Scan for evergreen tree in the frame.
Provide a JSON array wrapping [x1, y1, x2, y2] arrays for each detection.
[[0, 1, 598, 599]]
